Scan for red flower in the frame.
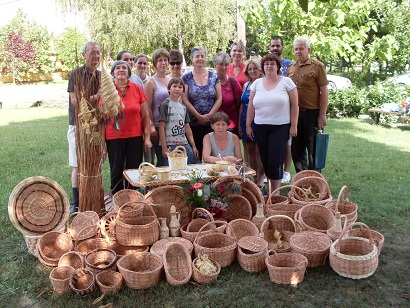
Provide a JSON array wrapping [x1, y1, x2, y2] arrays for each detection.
[[216, 185, 224, 193], [193, 182, 203, 190]]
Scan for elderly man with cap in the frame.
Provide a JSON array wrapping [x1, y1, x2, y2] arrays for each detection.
[[101, 60, 152, 194]]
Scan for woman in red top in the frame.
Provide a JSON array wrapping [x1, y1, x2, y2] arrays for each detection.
[[227, 41, 247, 88], [102, 60, 151, 193]]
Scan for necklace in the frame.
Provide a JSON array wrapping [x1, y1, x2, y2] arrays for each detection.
[[118, 85, 127, 97]]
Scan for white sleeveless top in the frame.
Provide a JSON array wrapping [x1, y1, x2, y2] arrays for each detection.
[[209, 132, 235, 157]]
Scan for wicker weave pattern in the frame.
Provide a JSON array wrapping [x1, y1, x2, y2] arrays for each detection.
[[237, 236, 268, 272], [265, 251, 308, 284], [151, 237, 193, 258], [294, 203, 335, 233], [69, 268, 96, 295], [50, 266, 75, 294], [85, 248, 117, 274], [58, 251, 84, 269], [227, 219, 259, 241], [95, 271, 123, 295], [289, 176, 332, 205], [37, 231, 73, 265], [163, 242, 193, 286], [192, 256, 221, 284], [325, 185, 358, 224], [112, 189, 144, 211]]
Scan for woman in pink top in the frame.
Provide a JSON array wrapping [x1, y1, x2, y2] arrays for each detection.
[[227, 41, 247, 88]]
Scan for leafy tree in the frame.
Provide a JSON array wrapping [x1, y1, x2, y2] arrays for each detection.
[[54, 27, 88, 72], [54, 0, 236, 62]]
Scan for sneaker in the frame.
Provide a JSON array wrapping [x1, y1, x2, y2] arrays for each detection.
[[281, 171, 291, 184], [69, 202, 78, 214]]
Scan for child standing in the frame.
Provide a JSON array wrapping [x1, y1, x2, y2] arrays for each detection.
[[159, 78, 199, 165]]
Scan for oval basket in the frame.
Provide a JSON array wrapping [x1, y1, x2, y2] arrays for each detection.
[[330, 222, 379, 279], [85, 248, 117, 274], [223, 195, 252, 222], [180, 208, 216, 242], [227, 219, 259, 241], [194, 221, 237, 268], [67, 211, 100, 242], [150, 237, 193, 258], [117, 252, 163, 290], [139, 162, 157, 182], [289, 176, 332, 205], [260, 215, 297, 253], [325, 186, 358, 224], [95, 271, 123, 295], [112, 189, 144, 212], [50, 266, 75, 294], [294, 203, 335, 233], [8, 176, 70, 235], [69, 268, 96, 296], [192, 255, 221, 285], [265, 251, 308, 285], [291, 170, 326, 185], [163, 242, 192, 286], [290, 231, 332, 268], [237, 236, 268, 273], [345, 223, 384, 255], [58, 251, 84, 269], [37, 231, 73, 265]]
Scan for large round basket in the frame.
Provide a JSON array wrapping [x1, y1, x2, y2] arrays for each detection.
[[325, 186, 358, 224], [163, 242, 192, 286], [112, 189, 144, 212], [8, 176, 70, 235], [227, 219, 259, 241], [66, 211, 100, 241], [291, 170, 326, 185], [265, 251, 308, 285], [50, 266, 75, 294], [192, 255, 221, 284], [330, 222, 379, 279], [223, 195, 252, 222], [117, 252, 163, 290], [289, 176, 332, 205], [345, 223, 384, 255], [264, 184, 296, 211], [150, 237, 193, 258], [69, 268, 96, 296], [294, 203, 335, 233], [194, 221, 237, 268], [241, 187, 259, 216], [144, 185, 190, 225], [85, 248, 117, 274], [114, 204, 159, 246], [37, 231, 73, 265], [237, 236, 268, 272], [290, 231, 332, 268], [260, 215, 297, 253], [58, 251, 84, 269], [95, 271, 123, 295]]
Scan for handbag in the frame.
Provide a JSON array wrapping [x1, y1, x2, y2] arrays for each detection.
[[315, 129, 329, 169]]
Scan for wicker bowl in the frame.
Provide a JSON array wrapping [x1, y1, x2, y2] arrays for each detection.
[[50, 266, 75, 294], [265, 251, 308, 284], [192, 254, 221, 284], [85, 248, 117, 274], [291, 170, 326, 184], [345, 224, 384, 255], [58, 251, 84, 269], [290, 176, 332, 205], [117, 252, 163, 290], [227, 219, 259, 241], [95, 271, 123, 295], [294, 203, 335, 233], [112, 189, 144, 211], [237, 236, 268, 272], [37, 231, 73, 265], [69, 268, 96, 296], [163, 242, 192, 286], [150, 237, 193, 258]]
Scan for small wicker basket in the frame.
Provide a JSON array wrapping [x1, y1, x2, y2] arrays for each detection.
[[325, 186, 358, 225], [112, 189, 144, 211], [237, 236, 268, 272], [150, 237, 193, 258], [138, 162, 157, 182], [227, 219, 259, 241], [168, 146, 188, 170], [265, 251, 308, 285], [163, 242, 192, 286], [95, 271, 123, 295], [345, 223, 384, 255], [85, 248, 117, 274], [294, 203, 335, 233], [50, 266, 75, 294], [37, 231, 73, 266], [58, 251, 84, 269], [260, 215, 297, 253], [289, 176, 332, 205], [69, 268, 96, 296], [192, 254, 221, 284], [157, 167, 171, 182]]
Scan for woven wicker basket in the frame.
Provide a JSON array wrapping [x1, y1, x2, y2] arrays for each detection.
[[67, 211, 100, 241], [8, 176, 70, 236], [150, 237, 193, 258], [168, 146, 188, 170], [58, 251, 84, 269], [237, 236, 268, 272], [23, 234, 42, 256], [289, 176, 332, 205], [69, 268, 96, 295], [163, 242, 192, 286], [224, 195, 252, 222], [330, 222, 379, 279], [294, 203, 335, 233], [117, 252, 163, 290], [50, 266, 75, 294], [138, 162, 157, 182], [37, 231, 73, 266], [227, 219, 259, 241], [192, 255, 221, 284], [115, 201, 145, 224], [85, 248, 117, 274], [112, 189, 144, 212], [265, 251, 308, 285], [115, 204, 159, 246], [325, 186, 358, 224], [95, 271, 123, 295], [290, 231, 332, 268], [187, 208, 215, 232], [291, 170, 326, 185], [345, 223, 384, 255], [194, 221, 237, 268], [260, 215, 297, 253]]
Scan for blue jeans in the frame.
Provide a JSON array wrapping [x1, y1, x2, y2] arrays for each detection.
[[163, 144, 199, 166]]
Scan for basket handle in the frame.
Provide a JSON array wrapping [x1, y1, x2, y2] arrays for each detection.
[[174, 145, 187, 155], [335, 185, 350, 211], [335, 222, 375, 251], [259, 214, 297, 238], [66, 212, 81, 233], [283, 185, 310, 204], [191, 207, 215, 222], [267, 249, 277, 256], [73, 225, 98, 250], [193, 220, 234, 244], [292, 176, 329, 201]]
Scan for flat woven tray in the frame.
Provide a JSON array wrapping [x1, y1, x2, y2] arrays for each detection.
[[8, 176, 70, 235]]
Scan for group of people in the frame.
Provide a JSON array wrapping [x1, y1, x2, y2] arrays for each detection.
[[67, 36, 329, 212]]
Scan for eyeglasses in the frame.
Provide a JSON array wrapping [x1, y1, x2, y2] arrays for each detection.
[[170, 61, 182, 66], [264, 62, 277, 66]]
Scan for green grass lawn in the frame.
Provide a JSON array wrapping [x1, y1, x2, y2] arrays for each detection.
[[0, 109, 409, 307]]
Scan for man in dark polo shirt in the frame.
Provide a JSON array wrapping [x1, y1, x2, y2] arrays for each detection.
[[67, 41, 101, 213], [287, 38, 328, 172]]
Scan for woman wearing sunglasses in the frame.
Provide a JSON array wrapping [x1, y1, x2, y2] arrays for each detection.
[[246, 53, 298, 194], [168, 49, 184, 78]]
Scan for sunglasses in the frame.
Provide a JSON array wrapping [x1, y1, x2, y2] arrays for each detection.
[[170, 61, 182, 66]]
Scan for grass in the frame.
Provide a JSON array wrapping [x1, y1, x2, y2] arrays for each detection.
[[0, 109, 409, 307]]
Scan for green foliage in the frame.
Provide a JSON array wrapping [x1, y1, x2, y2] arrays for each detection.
[[54, 28, 88, 72], [328, 86, 365, 118]]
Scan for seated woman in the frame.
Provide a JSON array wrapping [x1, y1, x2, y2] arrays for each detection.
[[202, 112, 242, 164]]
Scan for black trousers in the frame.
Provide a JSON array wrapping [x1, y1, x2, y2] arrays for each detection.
[[190, 124, 212, 161], [291, 109, 319, 172], [106, 136, 144, 193]]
